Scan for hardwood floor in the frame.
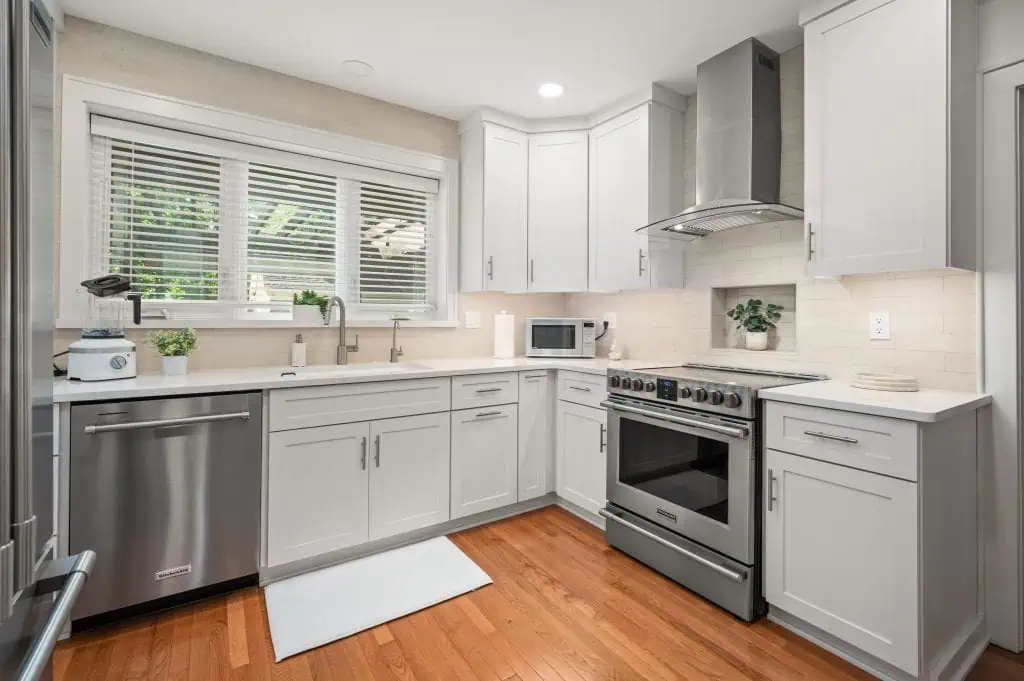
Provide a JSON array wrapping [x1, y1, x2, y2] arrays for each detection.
[[55, 506, 1014, 681]]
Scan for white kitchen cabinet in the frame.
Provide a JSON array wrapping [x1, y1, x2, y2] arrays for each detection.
[[369, 412, 451, 540], [518, 371, 553, 500], [555, 401, 607, 515], [459, 123, 528, 292], [267, 422, 370, 566], [589, 103, 686, 291], [802, 0, 976, 276], [527, 132, 589, 292], [764, 448, 919, 674], [450, 404, 518, 519]]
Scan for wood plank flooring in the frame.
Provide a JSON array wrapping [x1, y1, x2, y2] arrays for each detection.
[[54, 506, 1016, 681]]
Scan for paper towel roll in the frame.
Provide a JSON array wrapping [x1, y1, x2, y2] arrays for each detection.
[[493, 311, 515, 359]]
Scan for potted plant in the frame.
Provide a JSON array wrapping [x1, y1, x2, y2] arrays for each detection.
[[726, 299, 783, 351], [293, 290, 330, 326], [148, 328, 199, 375]]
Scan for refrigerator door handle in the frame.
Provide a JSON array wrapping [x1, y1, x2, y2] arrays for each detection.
[[0, 0, 15, 626]]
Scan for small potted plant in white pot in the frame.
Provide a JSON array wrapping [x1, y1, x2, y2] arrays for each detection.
[[148, 328, 198, 375], [726, 299, 783, 351], [292, 290, 329, 326]]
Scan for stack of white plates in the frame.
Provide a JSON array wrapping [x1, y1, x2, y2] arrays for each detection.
[[850, 372, 919, 392]]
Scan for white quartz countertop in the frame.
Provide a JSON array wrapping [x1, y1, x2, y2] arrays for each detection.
[[53, 357, 671, 403], [759, 380, 991, 423]]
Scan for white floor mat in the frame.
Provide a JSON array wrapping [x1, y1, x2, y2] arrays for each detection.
[[263, 536, 492, 661]]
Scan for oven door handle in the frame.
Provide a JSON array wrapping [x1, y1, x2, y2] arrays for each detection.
[[600, 401, 749, 439], [599, 509, 746, 583]]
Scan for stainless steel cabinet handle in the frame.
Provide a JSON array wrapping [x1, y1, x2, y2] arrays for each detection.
[[569, 385, 592, 393], [806, 222, 814, 261], [530, 259, 535, 283], [16, 550, 96, 681], [84, 412, 250, 434], [599, 424, 606, 452], [360, 437, 367, 470], [465, 410, 508, 422], [474, 387, 503, 394], [523, 373, 547, 380], [768, 469, 777, 511], [601, 400, 749, 439], [804, 430, 858, 445], [599, 509, 746, 583], [638, 248, 646, 276], [487, 256, 494, 280], [374, 435, 381, 467]]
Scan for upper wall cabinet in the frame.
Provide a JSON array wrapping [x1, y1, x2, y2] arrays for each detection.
[[802, 0, 977, 276], [460, 124, 529, 292], [589, 103, 686, 291], [528, 132, 589, 292]]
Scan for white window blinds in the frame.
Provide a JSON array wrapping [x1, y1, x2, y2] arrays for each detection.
[[87, 117, 441, 318]]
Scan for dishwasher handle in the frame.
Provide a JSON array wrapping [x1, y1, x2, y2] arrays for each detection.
[[84, 411, 250, 434]]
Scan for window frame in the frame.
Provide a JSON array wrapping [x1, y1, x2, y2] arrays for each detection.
[[59, 76, 460, 328]]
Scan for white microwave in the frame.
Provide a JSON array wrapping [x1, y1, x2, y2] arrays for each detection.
[[525, 318, 597, 358]]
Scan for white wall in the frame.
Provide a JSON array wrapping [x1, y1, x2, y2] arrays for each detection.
[[568, 47, 979, 390]]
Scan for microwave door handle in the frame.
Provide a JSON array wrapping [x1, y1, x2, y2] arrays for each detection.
[[601, 400, 749, 440]]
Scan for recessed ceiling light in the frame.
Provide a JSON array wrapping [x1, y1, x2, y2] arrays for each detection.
[[538, 83, 564, 98], [342, 60, 375, 77]]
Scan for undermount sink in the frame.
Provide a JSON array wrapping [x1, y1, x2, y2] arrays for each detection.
[[282, 362, 430, 377]]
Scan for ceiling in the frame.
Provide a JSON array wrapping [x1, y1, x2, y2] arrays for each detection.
[[61, 0, 816, 121]]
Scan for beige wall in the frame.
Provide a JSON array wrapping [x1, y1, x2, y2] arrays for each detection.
[[55, 17, 564, 370], [567, 47, 979, 390]]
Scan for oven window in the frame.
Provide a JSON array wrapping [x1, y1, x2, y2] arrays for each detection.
[[532, 325, 576, 350], [619, 417, 729, 524]]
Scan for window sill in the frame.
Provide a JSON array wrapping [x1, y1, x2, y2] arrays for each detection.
[[56, 317, 460, 330]]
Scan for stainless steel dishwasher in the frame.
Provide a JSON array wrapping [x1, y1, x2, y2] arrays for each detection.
[[69, 392, 262, 622]]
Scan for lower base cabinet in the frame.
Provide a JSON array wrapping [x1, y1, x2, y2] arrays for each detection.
[[369, 412, 451, 540], [450, 404, 518, 519], [764, 448, 919, 674], [556, 401, 607, 515], [267, 422, 370, 566], [518, 371, 553, 500]]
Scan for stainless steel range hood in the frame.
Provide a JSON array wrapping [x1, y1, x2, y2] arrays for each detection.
[[639, 39, 802, 240]]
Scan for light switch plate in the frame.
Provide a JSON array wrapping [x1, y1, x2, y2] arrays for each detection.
[[870, 311, 890, 340], [465, 310, 481, 329], [603, 312, 617, 330]]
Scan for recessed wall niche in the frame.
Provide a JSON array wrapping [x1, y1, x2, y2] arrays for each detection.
[[711, 284, 797, 352]]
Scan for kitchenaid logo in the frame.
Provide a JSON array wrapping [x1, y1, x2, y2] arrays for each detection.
[[155, 564, 192, 581]]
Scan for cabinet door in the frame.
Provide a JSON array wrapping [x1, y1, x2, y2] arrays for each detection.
[[589, 105, 651, 291], [267, 422, 370, 566], [483, 124, 529, 292], [555, 401, 607, 515], [805, 0, 947, 276], [450, 405, 518, 519], [764, 449, 919, 675], [369, 412, 451, 540], [528, 132, 589, 292], [518, 371, 553, 500]]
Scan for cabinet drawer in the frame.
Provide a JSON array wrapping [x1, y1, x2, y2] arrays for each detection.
[[269, 377, 451, 431], [557, 370, 608, 409], [765, 402, 919, 481], [451, 372, 519, 410]]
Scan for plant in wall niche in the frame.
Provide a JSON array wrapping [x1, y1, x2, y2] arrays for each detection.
[[726, 299, 783, 351], [293, 290, 330, 326], [148, 328, 199, 376]]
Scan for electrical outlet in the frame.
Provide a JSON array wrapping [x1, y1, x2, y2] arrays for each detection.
[[603, 312, 617, 330], [869, 311, 890, 340], [464, 310, 481, 329]]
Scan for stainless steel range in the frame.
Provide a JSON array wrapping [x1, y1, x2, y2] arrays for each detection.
[[600, 363, 824, 620]]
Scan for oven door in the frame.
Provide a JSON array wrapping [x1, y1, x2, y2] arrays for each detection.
[[604, 397, 755, 564], [526, 320, 582, 357]]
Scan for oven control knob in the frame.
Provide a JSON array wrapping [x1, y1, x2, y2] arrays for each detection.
[[724, 392, 742, 409], [644, 381, 656, 392], [609, 376, 621, 388], [679, 386, 692, 399], [631, 378, 644, 391], [709, 390, 724, 406], [693, 388, 708, 402]]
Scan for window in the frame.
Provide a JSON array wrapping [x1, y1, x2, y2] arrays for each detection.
[[81, 116, 445, 324]]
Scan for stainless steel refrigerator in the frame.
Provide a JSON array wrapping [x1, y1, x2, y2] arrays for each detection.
[[1, 2, 95, 681]]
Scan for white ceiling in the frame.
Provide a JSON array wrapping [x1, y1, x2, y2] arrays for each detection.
[[61, 0, 816, 121]]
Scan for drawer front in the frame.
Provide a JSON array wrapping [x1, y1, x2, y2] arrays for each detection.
[[557, 370, 608, 409], [765, 402, 919, 481], [451, 372, 519, 410], [269, 377, 452, 431]]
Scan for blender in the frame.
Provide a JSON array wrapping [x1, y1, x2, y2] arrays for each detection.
[[67, 274, 143, 381]]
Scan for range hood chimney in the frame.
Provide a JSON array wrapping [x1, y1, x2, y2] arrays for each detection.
[[638, 38, 802, 240]]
